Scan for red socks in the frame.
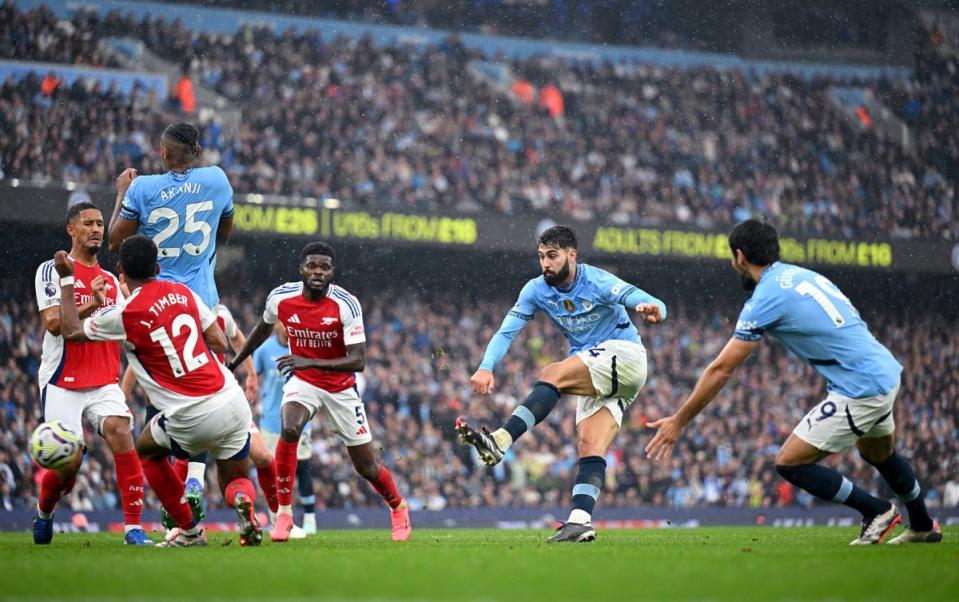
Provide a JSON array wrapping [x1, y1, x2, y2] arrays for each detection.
[[256, 459, 279, 513], [369, 466, 403, 509], [113, 450, 145, 526], [173, 457, 189, 482], [224, 478, 257, 507], [141, 458, 194, 529], [274, 439, 298, 507], [38, 469, 77, 515]]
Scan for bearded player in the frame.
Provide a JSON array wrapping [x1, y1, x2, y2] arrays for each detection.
[[229, 242, 412, 542], [456, 226, 666, 543], [33, 202, 150, 545]]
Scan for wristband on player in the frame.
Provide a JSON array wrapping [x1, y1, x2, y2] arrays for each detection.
[[59, 276, 75, 287]]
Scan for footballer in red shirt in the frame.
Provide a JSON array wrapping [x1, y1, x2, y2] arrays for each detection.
[[230, 242, 411, 542], [54, 235, 262, 547], [32, 202, 148, 546]]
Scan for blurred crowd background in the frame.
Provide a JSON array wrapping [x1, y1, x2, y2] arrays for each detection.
[[1, 0, 958, 518]]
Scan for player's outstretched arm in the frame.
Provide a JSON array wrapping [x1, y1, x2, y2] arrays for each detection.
[[228, 329, 258, 402], [621, 286, 667, 324], [473, 293, 535, 395], [227, 319, 273, 372], [645, 337, 758, 460]]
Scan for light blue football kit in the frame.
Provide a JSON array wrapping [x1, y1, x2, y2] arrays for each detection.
[[480, 263, 666, 369], [732, 262, 903, 451], [480, 263, 666, 423], [119, 166, 234, 307], [253, 334, 291, 434]]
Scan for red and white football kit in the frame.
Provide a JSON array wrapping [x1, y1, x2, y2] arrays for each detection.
[[34, 257, 129, 433], [263, 282, 370, 446], [83, 280, 252, 460]]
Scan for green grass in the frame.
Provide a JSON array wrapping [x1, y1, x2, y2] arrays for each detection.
[[0, 527, 956, 601]]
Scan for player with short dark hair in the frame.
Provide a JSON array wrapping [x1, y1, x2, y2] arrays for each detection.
[[33, 202, 150, 545], [229, 242, 412, 542], [108, 121, 245, 515], [456, 225, 667, 543], [54, 235, 262, 547], [646, 218, 942, 545]]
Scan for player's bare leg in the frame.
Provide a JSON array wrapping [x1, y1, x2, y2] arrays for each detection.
[[271, 402, 311, 542], [856, 434, 940, 544], [135, 425, 206, 547], [549, 407, 618, 543], [458, 355, 596, 464], [34, 448, 82, 544], [347, 442, 411, 541], [216, 456, 262, 547], [101, 415, 151, 545], [774, 435, 899, 545]]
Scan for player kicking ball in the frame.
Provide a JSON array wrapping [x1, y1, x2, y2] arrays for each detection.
[[33, 202, 150, 545], [456, 226, 666, 543], [229, 242, 412, 542], [646, 219, 941, 545], [54, 236, 262, 547]]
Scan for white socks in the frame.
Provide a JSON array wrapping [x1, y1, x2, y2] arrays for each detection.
[[567, 509, 591, 525], [187, 461, 206, 483], [491, 428, 513, 452]]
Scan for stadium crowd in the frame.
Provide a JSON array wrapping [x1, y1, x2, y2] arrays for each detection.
[[2, 283, 957, 515], [1, 2, 957, 240]]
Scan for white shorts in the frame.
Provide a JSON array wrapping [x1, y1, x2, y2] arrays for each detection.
[[260, 427, 312, 461], [793, 380, 899, 453], [572, 340, 648, 426], [41, 383, 132, 436], [282, 375, 372, 446], [149, 387, 253, 461]]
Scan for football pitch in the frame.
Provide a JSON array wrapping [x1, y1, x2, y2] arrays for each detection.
[[0, 526, 956, 602]]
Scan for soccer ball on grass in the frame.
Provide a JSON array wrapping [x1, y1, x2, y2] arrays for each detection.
[[30, 421, 82, 469]]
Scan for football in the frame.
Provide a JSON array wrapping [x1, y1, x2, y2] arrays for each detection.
[[29, 421, 82, 469]]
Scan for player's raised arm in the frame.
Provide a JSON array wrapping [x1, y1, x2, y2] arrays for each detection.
[[646, 336, 758, 460], [108, 168, 139, 253], [36, 264, 106, 336], [472, 282, 537, 395], [601, 272, 667, 324], [226, 320, 259, 402], [228, 318, 274, 372], [52, 251, 114, 342]]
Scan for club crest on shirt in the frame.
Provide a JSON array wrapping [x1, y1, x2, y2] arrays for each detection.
[[562, 299, 575, 312]]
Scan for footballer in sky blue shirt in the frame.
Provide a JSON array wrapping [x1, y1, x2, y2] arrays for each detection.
[[646, 219, 937, 543], [647, 219, 906, 460], [253, 329, 292, 434], [108, 122, 234, 308]]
